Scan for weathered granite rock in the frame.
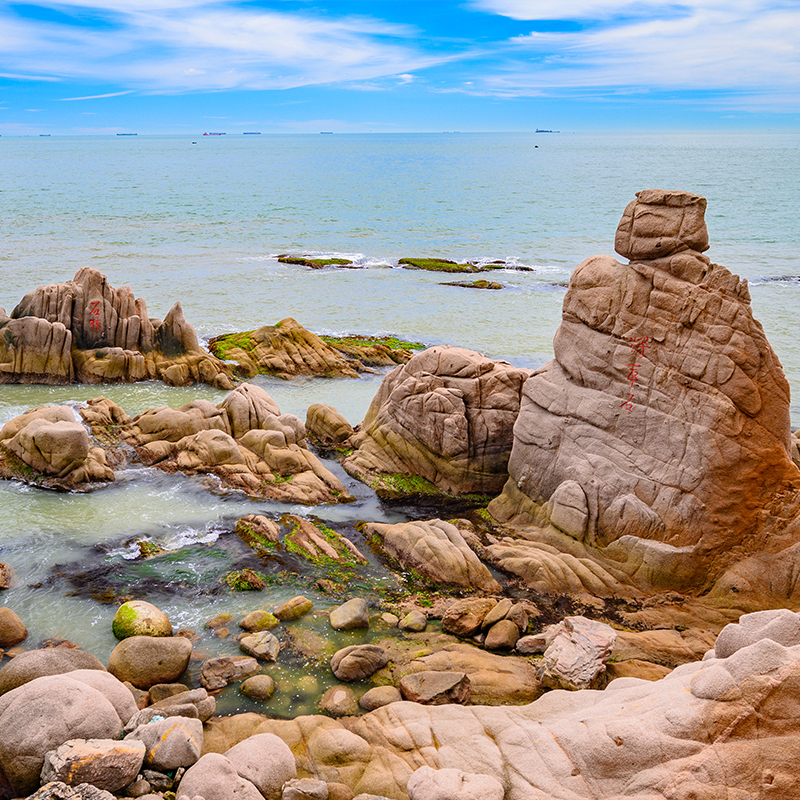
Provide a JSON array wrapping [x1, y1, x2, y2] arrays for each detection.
[[490, 190, 800, 594], [0, 675, 124, 796], [483, 619, 520, 651], [329, 599, 370, 631], [536, 615, 617, 690], [125, 716, 202, 771], [225, 733, 297, 800], [26, 782, 117, 800], [287, 517, 367, 569], [0, 406, 114, 489], [40, 739, 146, 793], [343, 346, 532, 497], [282, 777, 330, 800], [177, 752, 262, 800], [0, 564, 11, 591], [330, 646, 388, 682], [0, 648, 106, 696], [201, 610, 800, 800], [123, 384, 351, 505], [200, 656, 259, 691], [208, 318, 362, 380], [239, 630, 281, 662], [406, 766, 504, 800], [0, 608, 26, 648], [306, 404, 355, 448], [398, 611, 427, 633], [237, 514, 282, 553], [441, 598, 497, 638], [112, 600, 173, 640], [398, 671, 471, 705], [0, 267, 233, 388], [124, 689, 215, 734], [107, 635, 193, 689], [363, 520, 501, 593]]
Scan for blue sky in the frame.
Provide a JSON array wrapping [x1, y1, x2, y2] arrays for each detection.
[[1, 0, 798, 134]]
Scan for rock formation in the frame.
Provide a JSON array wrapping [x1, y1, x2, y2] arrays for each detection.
[[0, 267, 233, 389], [343, 346, 532, 499], [208, 318, 416, 380], [489, 189, 800, 593], [203, 609, 800, 800]]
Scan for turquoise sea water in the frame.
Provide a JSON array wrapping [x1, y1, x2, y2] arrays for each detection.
[[0, 131, 798, 709]]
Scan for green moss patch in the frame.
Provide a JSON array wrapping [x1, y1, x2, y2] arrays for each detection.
[[223, 568, 267, 591], [398, 257, 479, 273], [208, 331, 255, 361], [278, 255, 354, 269], [320, 334, 425, 351]]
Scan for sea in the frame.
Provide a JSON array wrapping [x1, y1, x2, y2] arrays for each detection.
[[0, 131, 798, 712]]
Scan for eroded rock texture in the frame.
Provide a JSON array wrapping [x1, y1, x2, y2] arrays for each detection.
[[0, 267, 233, 389], [492, 190, 800, 577], [343, 347, 532, 498]]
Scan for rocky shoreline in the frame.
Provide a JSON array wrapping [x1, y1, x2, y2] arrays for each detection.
[[3, 189, 800, 799]]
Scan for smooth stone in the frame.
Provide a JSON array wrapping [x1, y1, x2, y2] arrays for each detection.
[[274, 596, 314, 621], [359, 685, 402, 711], [200, 655, 259, 691], [329, 598, 369, 631], [239, 610, 280, 631], [107, 635, 193, 690], [0, 648, 106, 696], [40, 738, 146, 793], [398, 671, 471, 705], [148, 682, 190, 703], [330, 645, 388, 682], [484, 619, 521, 650], [125, 716, 203, 771], [225, 732, 297, 800], [239, 630, 281, 662], [318, 685, 359, 716], [441, 598, 497, 638], [399, 610, 428, 632], [0, 607, 27, 647], [112, 601, 173, 640], [241, 674, 276, 701], [178, 752, 263, 800]]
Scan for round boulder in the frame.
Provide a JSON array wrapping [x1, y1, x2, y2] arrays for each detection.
[[178, 752, 263, 800], [318, 685, 359, 716], [241, 675, 275, 702], [225, 732, 298, 800], [359, 685, 402, 711], [112, 601, 173, 640], [239, 610, 280, 632], [0, 607, 26, 648], [0, 675, 124, 796], [274, 596, 314, 621], [329, 598, 369, 631], [330, 645, 388, 682], [0, 647, 106, 696], [107, 635, 193, 690]]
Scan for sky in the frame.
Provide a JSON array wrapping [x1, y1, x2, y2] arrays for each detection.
[[1, 0, 798, 134]]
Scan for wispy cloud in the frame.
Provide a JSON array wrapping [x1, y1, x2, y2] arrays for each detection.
[[59, 89, 136, 100], [466, 0, 800, 106], [0, 4, 447, 93]]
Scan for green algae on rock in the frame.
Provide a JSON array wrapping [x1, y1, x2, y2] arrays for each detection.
[[441, 279, 503, 290], [277, 255, 355, 269]]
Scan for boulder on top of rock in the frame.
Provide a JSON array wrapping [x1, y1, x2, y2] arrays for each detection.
[[363, 519, 501, 593], [398, 671, 471, 705], [200, 656, 259, 691], [306, 404, 355, 448], [331, 645, 388, 682], [343, 346, 532, 498], [489, 190, 800, 592], [224, 733, 297, 800], [0, 267, 234, 389], [125, 716, 203, 771]]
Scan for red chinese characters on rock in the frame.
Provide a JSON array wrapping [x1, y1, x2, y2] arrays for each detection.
[[88, 300, 103, 333], [621, 335, 650, 411]]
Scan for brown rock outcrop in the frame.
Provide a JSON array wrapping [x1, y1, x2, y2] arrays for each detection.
[[0, 405, 114, 489], [343, 346, 532, 498], [120, 384, 352, 505], [0, 267, 233, 389], [490, 189, 800, 588]]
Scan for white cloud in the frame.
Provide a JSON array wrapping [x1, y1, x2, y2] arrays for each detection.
[[59, 89, 136, 100], [0, 5, 446, 92], [465, 0, 800, 105]]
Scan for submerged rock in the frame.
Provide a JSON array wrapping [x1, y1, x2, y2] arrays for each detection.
[[0, 267, 233, 388]]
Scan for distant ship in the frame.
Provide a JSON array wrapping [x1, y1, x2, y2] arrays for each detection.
[[535, 129, 560, 133], [320, 131, 333, 135], [243, 132, 261, 135], [117, 133, 137, 136], [203, 132, 226, 136], [39, 134, 51, 137]]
